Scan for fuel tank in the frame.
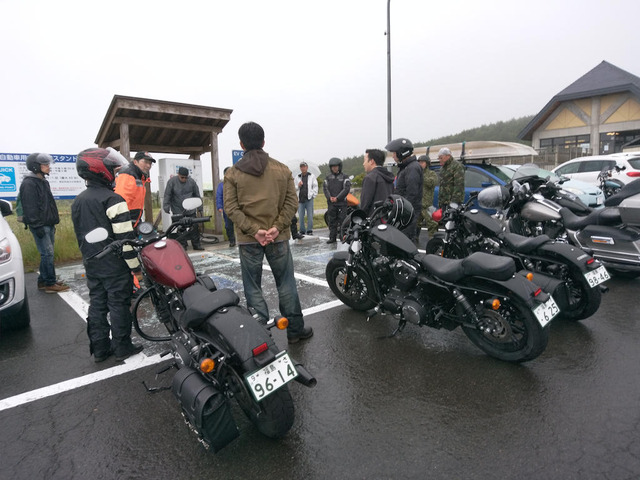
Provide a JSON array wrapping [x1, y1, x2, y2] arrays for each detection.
[[370, 224, 418, 258], [141, 238, 197, 289], [520, 197, 562, 222]]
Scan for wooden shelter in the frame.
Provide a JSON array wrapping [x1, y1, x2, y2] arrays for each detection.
[[95, 95, 232, 233]]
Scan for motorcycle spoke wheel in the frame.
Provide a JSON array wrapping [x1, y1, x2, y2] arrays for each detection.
[[462, 297, 549, 363], [227, 368, 295, 439], [325, 259, 377, 311]]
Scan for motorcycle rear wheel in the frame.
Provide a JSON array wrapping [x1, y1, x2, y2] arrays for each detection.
[[560, 268, 602, 320], [228, 368, 295, 439], [462, 296, 549, 363], [326, 258, 377, 311]]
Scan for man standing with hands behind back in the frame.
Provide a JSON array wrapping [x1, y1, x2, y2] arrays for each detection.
[[224, 121, 313, 344]]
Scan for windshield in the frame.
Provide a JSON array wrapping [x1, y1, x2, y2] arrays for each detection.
[[509, 163, 561, 183]]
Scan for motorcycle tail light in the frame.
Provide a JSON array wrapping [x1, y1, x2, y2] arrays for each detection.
[[533, 288, 542, 297], [586, 258, 595, 265], [276, 317, 288, 330], [199, 358, 215, 373], [252, 343, 269, 356]]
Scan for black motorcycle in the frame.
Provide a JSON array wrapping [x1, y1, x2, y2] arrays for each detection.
[[426, 189, 609, 321], [325, 195, 560, 363], [87, 198, 316, 452]]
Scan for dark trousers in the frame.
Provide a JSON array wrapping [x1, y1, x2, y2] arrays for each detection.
[[327, 203, 347, 241], [85, 270, 134, 356]]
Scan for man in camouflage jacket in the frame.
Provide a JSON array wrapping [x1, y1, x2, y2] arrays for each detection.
[[417, 155, 439, 236], [437, 147, 464, 208]]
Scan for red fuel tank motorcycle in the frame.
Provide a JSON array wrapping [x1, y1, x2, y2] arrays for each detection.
[[87, 198, 315, 452]]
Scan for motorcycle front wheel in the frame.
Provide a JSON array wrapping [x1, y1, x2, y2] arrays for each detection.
[[227, 368, 295, 439], [325, 258, 377, 311], [461, 296, 549, 363]]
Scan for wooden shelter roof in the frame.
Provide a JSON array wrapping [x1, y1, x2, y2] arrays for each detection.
[[94, 95, 232, 156]]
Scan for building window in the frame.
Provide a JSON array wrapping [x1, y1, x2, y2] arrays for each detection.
[[599, 130, 640, 154]]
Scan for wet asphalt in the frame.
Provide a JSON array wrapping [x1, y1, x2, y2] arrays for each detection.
[[1, 231, 639, 480]]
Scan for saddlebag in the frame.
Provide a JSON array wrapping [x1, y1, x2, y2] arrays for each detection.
[[171, 367, 239, 452]]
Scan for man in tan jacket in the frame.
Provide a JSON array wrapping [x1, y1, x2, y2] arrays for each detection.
[[224, 121, 313, 344]]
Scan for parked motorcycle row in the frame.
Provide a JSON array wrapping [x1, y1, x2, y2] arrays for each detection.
[[84, 165, 640, 452]]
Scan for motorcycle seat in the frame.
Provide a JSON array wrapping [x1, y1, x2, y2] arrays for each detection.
[[416, 252, 515, 282], [560, 207, 621, 229], [180, 286, 240, 329], [500, 233, 551, 254]]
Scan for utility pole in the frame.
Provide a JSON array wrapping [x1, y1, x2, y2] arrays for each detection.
[[386, 0, 392, 143]]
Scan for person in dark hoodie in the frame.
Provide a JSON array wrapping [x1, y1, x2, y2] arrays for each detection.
[[223, 121, 313, 344], [322, 157, 351, 244], [19, 153, 69, 293], [386, 137, 423, 243], [359, 148, 395, 215]]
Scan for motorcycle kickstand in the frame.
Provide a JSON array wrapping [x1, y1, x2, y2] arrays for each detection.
[[142, 361, 177, 393], [377, 319, 407, 339]]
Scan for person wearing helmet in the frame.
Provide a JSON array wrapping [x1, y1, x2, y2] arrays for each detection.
[[360, 148, 395, 215], [322, 157, 351, 243], [19, 153, 69, 293], [417, 155, 439, 237], [71, 147, 143, 363], [386, 138, 423, 243], [437, 147, 464, 208]]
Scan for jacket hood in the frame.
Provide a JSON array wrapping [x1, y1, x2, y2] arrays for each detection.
[[374, 166, 396, 183], [235, 149, 269, 177]]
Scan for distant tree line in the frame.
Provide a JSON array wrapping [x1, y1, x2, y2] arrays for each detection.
[[318, 115, 534, 186]]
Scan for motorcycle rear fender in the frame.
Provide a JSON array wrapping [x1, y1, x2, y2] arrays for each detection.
[[458, 272, 548, 310], [520, 271, 569, 312], [535, 241, 594, 273], [203, 305, 279, 373]]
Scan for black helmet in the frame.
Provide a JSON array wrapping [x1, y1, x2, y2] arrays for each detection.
[[385, 138, 413, 162], [329, 157, 342, 173], [26, 152, 53, 174], [384, 194, 414, 228], [76, 147, 127, 185]]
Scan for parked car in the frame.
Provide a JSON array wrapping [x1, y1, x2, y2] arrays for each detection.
[[551, 152, 640, 187], [429, 162, 604, 210], [0, 199, 30, 337]]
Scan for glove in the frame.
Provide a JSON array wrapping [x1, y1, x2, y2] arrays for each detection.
[[34, 227, 45, 238]]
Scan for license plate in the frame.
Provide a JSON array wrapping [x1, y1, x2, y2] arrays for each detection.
[[584, 265, 610, 288], [245, 352, 298, 401], [533, 296, 560, 327]]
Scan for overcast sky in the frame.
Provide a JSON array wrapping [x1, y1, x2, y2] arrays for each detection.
[[2, 0, 639, 186]]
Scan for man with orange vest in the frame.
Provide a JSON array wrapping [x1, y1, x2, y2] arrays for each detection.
[[114, 151, 154, 228]]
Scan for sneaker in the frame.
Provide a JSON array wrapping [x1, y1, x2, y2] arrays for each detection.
[[44, 283, 70, 294], [39, 280, 65, 290], [114, 343, 144, 361], [287, 326, 314, 344], [299, 231, 306, 235]]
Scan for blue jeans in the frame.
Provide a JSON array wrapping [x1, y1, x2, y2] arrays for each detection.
[[29, 225, 57, 286], [298, 198, 314, 233], [238, 241, 305, 335]]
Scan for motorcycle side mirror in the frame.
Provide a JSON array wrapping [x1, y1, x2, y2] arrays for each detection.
[[85, 227, 109, 244], [182, 197, 203, 211]]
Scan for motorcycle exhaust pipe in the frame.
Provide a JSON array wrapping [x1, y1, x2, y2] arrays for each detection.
[[599, 284, 609, 294], [294, 364, 317, 388]]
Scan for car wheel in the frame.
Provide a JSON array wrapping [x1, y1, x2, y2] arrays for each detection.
[[1, 287, 31, 331]]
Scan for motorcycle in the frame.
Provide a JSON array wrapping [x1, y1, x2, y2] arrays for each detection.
[[325, 195, 560, 363], [87, 198, 316, 452], [426, 190, 609, 321], [597, 165, 626, 199], [502, 167, 640, 278]]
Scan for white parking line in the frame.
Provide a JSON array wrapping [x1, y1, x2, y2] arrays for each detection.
[[0, 289, 343, 412]]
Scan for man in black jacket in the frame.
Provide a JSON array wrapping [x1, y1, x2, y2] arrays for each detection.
[[72, 148, 143, 363], [360, 148, 395, 215], [19, 153, 69, 293], [386, 138, 423, 243], [322, 157, 351, 244]]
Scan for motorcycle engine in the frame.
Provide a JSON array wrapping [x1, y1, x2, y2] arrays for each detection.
[[392, 260, 418, 291], [381, 290, 429, 325]]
